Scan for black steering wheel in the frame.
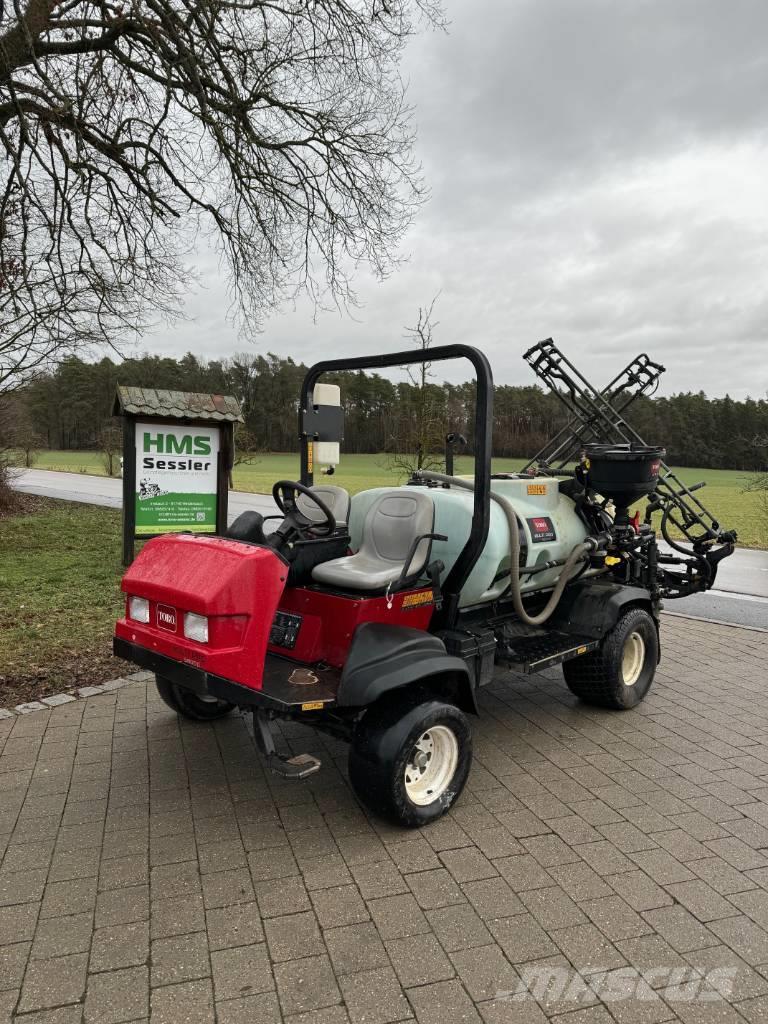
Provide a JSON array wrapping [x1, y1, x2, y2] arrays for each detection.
[[272, 481, 336, 539]]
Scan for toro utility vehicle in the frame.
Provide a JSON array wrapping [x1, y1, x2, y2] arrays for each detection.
[[114, 341, 736, 826]]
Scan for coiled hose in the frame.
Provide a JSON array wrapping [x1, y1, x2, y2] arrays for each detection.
[[419, 471, 597, 627]]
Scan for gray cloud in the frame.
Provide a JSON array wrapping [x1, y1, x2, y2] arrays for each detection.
[[142, 0, 768, 399]]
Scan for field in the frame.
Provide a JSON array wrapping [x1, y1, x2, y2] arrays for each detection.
[[0, 500, 124, 702], [30, 449, 768, 548]]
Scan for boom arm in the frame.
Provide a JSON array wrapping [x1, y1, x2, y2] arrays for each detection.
[[523, 339, 737, 596]]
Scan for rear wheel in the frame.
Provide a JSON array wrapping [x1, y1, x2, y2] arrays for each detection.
[[563, 607, 658, 709], [155, 676, 236, 721], [349, 696, 472, 827]]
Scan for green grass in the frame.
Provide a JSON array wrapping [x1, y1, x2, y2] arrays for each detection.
[[0, 501, 124, 698], [29, 449, 768, 549]]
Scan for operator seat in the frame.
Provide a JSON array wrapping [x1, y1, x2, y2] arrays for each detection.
[[296, 485, 350, 531], [226, 485, 350, 545], [311, 490, 435, 591]]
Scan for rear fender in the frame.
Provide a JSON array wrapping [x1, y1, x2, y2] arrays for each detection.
[[338, 622, 477, 714], [551, 580, 661, 662]]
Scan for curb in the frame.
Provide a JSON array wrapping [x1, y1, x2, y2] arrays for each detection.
[[0, 671, 155, 720]]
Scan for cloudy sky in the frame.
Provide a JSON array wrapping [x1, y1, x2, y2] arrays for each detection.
[[143, 0, 768, 400]]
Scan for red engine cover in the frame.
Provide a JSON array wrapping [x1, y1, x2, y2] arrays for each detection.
[[115, 534, 287, 689]]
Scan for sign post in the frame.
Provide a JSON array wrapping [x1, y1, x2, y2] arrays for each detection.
[[113, 388, 243, 564]]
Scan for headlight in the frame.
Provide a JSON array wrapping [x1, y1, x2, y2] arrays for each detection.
[[184, 613, 209, 643], [128, 596, 150, 623]]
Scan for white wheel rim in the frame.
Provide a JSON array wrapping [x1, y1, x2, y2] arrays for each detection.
[[404, 726, 459, 806], [622, 631, 646, 686]]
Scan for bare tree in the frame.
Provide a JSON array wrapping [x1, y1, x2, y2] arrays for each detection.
[[387, 294, 445, 476], [0, 0, 442, 391], [98, 422, 122, 476]]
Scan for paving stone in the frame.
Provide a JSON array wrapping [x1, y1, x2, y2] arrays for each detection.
[[439, 848, 497, 883], [519, 885, 588, 930], [488, 912, 558, 964], [217, 990, 283, 1024], [95, 884, 150, 927], [449, 943, 519, 1002], [493, 854, 554, 892], [151, 893, 206, 940], [211, 942, 274, 1001], [311, 885, 369, 929], [425, 903, 493, 952], [0, 941, 30, 991], [349, 860, 408, 900], [368, 893, 430, 939], [206, 901, 265, 950], [580, 895, 654, 942], [254, 875, 309, 918], [274, 954, 341, 1015], [338, 966, 410, 1024], [151, 930, 210, 986], [607, 870, 673, 912], [0, 901, 39, 945], [150, 978, 215, 1024], [405, 868, 465, 910], [387, 932, 455, 987], [642, 905, 719, 953], [40, 876, 97, 919], [90, 921, 149, 972], [325, 922, 389, 975], [265, 911, 325, 963], [17, 952, 88, 1012], [460, 878, 524, 921], [406, 978, 482, 1024], [551, 922, 627, 975], [85, 964, 149, 1023]]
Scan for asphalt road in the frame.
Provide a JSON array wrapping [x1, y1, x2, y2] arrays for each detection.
[[13, 467, 767, 630]]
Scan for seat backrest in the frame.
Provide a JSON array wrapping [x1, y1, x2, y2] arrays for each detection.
[[296, 485, 351, 529], [359, 490, 434, 575]]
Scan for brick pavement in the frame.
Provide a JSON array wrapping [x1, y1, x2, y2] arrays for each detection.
[[2, 615, 768, 1024]]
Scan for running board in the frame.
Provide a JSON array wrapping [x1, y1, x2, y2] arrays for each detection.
[[497, 631, 600, 674]]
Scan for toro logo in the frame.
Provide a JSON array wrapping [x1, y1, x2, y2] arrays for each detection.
[[156, 605, 177, 632], [526, 516, 556, 543]]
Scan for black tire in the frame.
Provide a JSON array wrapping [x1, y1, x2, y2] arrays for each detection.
[[155, 676, 236, 721], [348, 695, 472, 828], [563, 607, 658, 709]]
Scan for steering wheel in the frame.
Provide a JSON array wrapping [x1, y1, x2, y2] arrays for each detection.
[[272, 481, 336, 539]]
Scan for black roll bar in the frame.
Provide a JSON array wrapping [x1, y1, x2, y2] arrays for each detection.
[[298, 344, 494, 628]]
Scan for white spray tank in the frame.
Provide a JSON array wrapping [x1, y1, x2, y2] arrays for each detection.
[[348, 476, 591, 608]]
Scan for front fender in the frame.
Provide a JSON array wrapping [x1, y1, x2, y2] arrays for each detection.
[[337, 622, 476, 713]]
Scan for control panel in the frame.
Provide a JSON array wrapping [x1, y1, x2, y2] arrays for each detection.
[[269, 611, 302, 650]]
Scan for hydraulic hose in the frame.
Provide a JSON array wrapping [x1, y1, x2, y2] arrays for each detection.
[[419, 471, 599, 627]]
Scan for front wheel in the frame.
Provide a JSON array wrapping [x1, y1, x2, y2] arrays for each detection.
[[348, 697, 472, 827], [563, 607, 658, 709], [155, 676, 236, 721]]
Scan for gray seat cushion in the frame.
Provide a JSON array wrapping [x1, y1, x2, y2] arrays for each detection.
[[312, 490, 434, 591], [296, 485, 351, 529]]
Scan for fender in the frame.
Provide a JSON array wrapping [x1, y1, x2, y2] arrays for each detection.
[[550, 579, 659, 644], [337, 622, 477, 714]]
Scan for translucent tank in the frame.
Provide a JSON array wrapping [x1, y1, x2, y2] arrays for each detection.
[[348, 477, 589, 608]]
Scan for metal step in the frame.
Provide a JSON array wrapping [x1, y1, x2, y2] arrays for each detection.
[[498, 631, 600, 674]]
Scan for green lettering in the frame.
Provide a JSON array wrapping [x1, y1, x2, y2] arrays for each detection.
[[166, 434, 193, 454], [194, 436, 211, 455], [143, 432, 163, 452]]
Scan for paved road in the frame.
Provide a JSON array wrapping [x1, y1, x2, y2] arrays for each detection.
[[2, 616, 768, 1023], [13, 468, 768, 630]]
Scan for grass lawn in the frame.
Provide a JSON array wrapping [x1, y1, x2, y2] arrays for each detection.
[[33, 449, 767, 548], [0, 499, 126, 705]]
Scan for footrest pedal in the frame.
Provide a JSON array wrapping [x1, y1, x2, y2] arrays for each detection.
[[266, 752, 321, 780]]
